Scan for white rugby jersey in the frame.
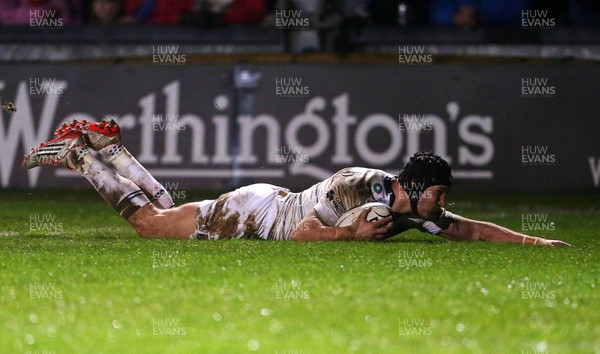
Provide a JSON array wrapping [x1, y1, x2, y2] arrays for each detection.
[[192, 167, 457, 240]]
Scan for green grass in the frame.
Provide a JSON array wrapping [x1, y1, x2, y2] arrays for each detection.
[[0, 189, 599, 353]]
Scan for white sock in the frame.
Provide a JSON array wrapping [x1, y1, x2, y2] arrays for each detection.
[[69, 147, 151, 219], [99, 144, 174, 209]]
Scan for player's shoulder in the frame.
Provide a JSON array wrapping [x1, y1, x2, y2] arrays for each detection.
[[330, 167, 394, 189], [330, 167, 394, 184]]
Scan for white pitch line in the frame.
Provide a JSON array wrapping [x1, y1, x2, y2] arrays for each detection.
[[452, 170, 493, 179], [56, 169, 492, 179], [148, 169, 286, 178], [55, 169, 286, 178]]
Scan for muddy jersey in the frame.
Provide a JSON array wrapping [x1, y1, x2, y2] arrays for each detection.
[[270, 167, 397, 240], [192, 167, 458, 240], [310, 167, 396, 226]]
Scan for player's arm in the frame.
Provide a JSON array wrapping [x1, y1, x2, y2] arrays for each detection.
[[437, 214, 571, 246], [290, 209, 392, 242]]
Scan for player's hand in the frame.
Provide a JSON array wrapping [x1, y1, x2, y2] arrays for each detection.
[[535, 238, 572, 247], [348, 208, 393, 241]]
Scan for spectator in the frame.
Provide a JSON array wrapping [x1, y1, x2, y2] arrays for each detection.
[[430, 0, 531, 29], [120, 0, 194, 24], [334, 0, 369, 52], [224, 0, 266, 25], [182, 0, 266, 28], [180, 0, 229, 28], [288, 0, 324, 52], [0, 0, 82, 25], [89, 0, 124, 24]]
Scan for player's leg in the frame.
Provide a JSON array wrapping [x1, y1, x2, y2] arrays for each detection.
[[22, 128, 195, 239], [55, 120, 174, 209], [128, 202, 200, 239]]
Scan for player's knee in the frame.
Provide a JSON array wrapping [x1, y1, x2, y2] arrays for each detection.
[[128, 204, 162, 239], [130, 216, 154, 239], [133, 222, 155, 239]]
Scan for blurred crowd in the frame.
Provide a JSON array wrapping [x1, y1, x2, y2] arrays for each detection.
[[0, 0, 598, 27]]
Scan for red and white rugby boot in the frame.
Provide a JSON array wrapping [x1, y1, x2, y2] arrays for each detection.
[[53, 119, 174, 209], [54, 119, 121, 151], [22, 127, 87, 170]]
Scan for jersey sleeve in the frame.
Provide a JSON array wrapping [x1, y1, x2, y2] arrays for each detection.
[[313, 197, 340, 226], [313, 168, 374, 226]]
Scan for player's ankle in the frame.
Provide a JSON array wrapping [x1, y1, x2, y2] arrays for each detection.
[[66, 145, 90, 171]]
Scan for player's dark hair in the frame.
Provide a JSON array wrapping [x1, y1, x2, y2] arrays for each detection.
[[397, 151, 453, 214]]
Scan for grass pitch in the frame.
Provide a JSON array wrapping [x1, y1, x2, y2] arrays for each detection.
[[0, 189, 598, 353]]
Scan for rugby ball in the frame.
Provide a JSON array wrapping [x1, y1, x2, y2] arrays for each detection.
[[334, 202, 393, 227]]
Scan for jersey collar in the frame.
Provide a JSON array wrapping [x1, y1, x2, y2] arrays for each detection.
[[383, 176, 396, 207]]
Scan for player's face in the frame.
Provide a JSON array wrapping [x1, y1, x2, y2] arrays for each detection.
[[416, 185, 448, 219]]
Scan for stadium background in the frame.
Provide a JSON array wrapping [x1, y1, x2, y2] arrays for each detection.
[[1, 1, 599, 353], [1, 1, 599, 194]]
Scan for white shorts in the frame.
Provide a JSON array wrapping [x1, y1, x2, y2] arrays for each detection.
[[192, 183, 291, 240]]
